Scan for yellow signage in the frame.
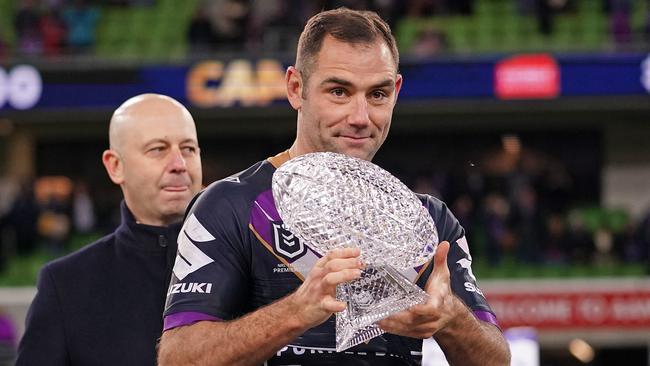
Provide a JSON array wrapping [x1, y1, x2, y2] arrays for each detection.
[[187, 59, 287, 108]]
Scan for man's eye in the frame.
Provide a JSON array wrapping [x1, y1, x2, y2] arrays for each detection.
[[182, 146, 197, 154], [331, 88, 346, 97], [371, 90, 387, 100]]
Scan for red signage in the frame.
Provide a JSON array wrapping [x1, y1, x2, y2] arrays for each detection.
[[494, 54, 560, 99], [486, 289, 650, 329]]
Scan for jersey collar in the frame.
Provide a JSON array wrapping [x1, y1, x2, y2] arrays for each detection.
[[267, 150, 291, 168]]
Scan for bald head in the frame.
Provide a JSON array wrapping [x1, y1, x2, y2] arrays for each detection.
[[109, 93, 195, 153]]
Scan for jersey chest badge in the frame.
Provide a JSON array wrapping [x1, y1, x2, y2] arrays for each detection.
[[272, 221, 306, 260]]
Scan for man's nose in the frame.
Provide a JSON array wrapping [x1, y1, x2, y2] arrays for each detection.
[[348, 95, 370, 128], [168, 148, 187, 172]]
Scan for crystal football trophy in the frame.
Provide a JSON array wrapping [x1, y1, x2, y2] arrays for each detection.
[[272, 152, 439, 351]]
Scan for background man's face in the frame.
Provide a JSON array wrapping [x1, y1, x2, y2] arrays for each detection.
[[117, 106, 202, 225]]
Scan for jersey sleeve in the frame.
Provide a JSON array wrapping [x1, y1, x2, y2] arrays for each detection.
[[417, 195, 499, 328], [163, 183, 252, 329]]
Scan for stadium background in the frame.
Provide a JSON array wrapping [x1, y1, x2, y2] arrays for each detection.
[[1, 0, 650, 364]]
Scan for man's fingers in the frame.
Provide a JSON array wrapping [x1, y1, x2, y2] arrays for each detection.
[[425, 241, 450, 291], [323, 268, 362, 286], [382, 304, 440, 325], [433, 241, 450, 273], [410, 302, 438, 317], [378, 315, 441, 339], [321, 296, 346, 313], [324, 257, 364, 273], [376, 316, 398, 331], [314, 247, 360, 269], [327, 247, 361, 260], [378, 310, 414, 327], [403, 321, 441, 338]]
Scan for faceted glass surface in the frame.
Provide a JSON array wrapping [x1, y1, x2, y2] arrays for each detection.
[[335, 265, 430, 351], [272, 152, 439, 351], [272, 152, 438, 270]]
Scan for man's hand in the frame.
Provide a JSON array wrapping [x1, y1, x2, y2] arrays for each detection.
[[288, 247, 364, 328], [377, 241, 510, 365], [377, 241, 459, 338]]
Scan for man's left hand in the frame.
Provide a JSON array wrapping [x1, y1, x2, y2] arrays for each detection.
[[377, 241, 462, 339]]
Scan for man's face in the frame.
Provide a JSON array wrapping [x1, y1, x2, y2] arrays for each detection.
[[288, 36, 402, 161], [112, 107, 202, 226]]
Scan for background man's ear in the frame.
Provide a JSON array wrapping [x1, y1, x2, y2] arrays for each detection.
[[102, 150, 125, 185]]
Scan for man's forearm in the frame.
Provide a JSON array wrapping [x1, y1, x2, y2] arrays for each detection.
[[158, 294, 308, 366], [434, 297, 510, 366]]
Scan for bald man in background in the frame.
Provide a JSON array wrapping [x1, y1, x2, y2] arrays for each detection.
[[16, 94, 203, 366]]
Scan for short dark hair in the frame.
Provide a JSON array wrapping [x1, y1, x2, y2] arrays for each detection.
[[295, 7, 399, 83]]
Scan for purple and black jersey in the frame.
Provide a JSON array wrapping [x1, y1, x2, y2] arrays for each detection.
[[163, 155, 498, 365]]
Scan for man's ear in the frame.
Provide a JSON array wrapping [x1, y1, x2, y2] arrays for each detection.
[[102, 149, 124, 185], [286, 66, 303, 111], [393, 73, 403, 105]]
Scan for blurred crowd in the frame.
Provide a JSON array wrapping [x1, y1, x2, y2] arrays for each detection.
[[0, 176, 105, 272], [413, 165, 650, 270], [399, 138, 650, 271], [11, 0, 100, 57], [3, 0, 650, 59]]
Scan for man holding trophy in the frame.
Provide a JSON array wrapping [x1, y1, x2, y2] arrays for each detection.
[[158, 7, 510, 366]]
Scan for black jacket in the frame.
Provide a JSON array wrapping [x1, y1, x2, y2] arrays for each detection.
[[16, 201, 180, 366]]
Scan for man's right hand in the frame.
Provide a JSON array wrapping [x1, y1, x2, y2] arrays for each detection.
[[288, 247, 364, 328]]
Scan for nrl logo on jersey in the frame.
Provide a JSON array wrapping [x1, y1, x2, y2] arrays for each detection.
[[272, 221, 306, 260]]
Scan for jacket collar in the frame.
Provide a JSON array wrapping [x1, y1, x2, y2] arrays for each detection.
[[114, 201, 181, 253]]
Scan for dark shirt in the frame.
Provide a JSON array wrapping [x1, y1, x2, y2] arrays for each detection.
[[16, 201, 181, 366]]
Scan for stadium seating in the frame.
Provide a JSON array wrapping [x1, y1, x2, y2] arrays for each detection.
[[396, 0, 647, 55], [4, 0, 650, 60], [95, 0, 197, 60]]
